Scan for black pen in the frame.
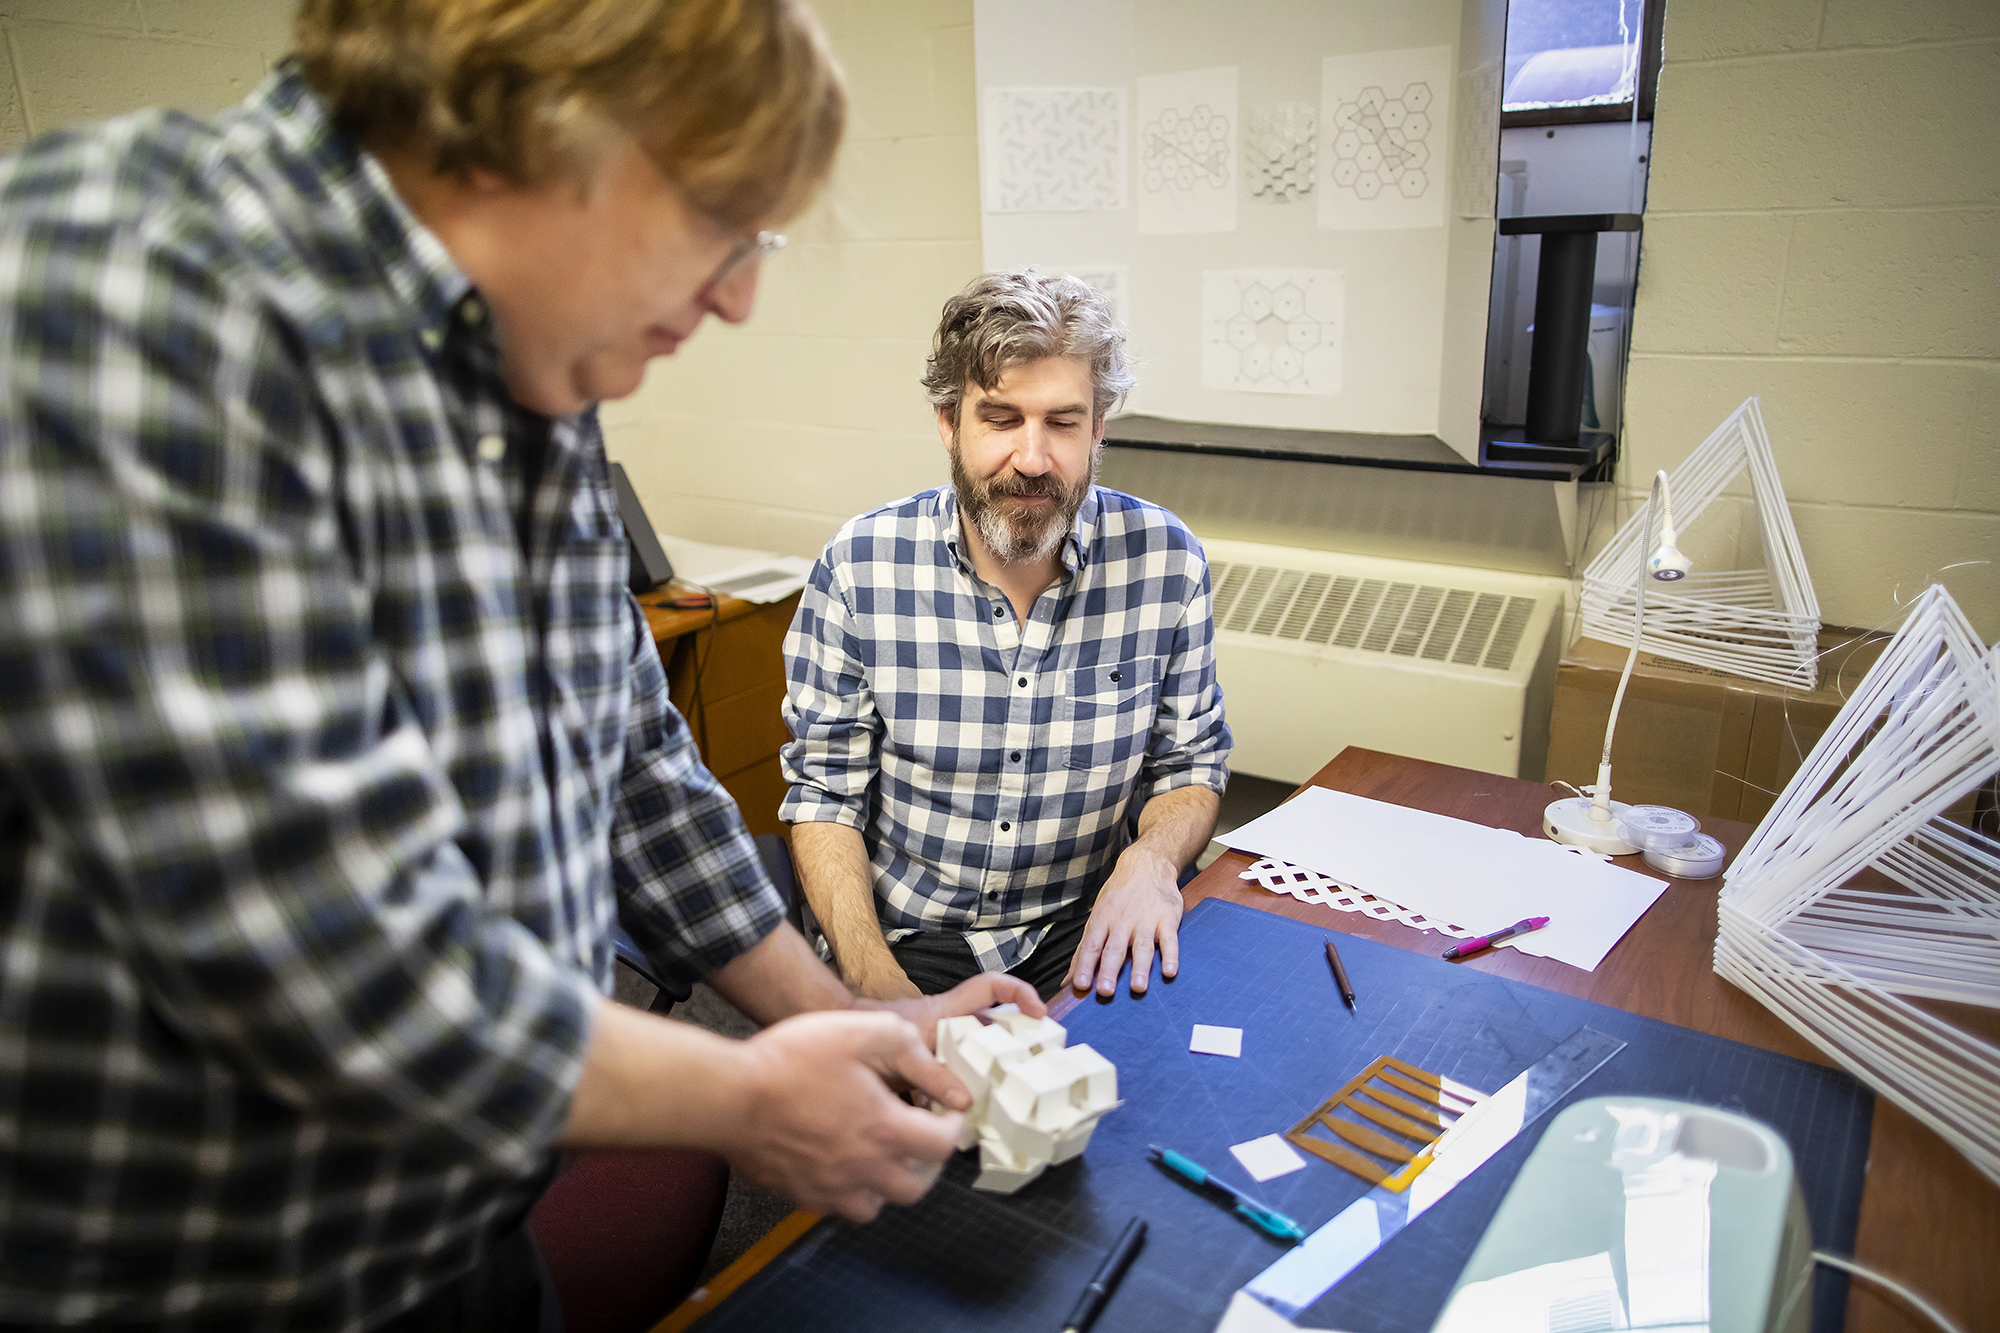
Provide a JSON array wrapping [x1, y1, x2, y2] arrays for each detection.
[[1062, 1216, 1146, 1333], [1324, 939, 1357, 1014]]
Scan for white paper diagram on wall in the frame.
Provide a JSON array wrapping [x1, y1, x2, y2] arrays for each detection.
[[1319, 46, 1453, 231], [982, 87, 1128, 214], [1201, 270, 1343, 396], [1137, 66, 1238, 235], [1245, 103, 1316, 204], [1061, 264, 1130, 330]]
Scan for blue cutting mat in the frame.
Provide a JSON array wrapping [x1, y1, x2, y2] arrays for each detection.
[[693, 898, 1871, 1333]]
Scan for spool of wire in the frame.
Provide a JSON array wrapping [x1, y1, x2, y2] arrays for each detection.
[[1618, 804, 1701, 852], [1643, 833, 1728, 879]]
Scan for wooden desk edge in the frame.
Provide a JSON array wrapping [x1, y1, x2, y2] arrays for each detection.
[[639, 582, 768, 643]]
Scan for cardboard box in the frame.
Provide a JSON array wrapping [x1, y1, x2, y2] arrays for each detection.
[[1545, 628, 1889, 824]]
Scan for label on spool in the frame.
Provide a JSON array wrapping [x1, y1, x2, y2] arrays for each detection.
[[1643, 833, 1728, 879], [1618, 804, 1701, 852]]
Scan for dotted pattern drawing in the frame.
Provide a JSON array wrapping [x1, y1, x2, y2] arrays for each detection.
[[1245, 103, 1315, 202], [1064, 265, 1128, 330], [1202, 269, 1343, 396], [1142, 103, 1230, 194], [986, 88, 1126, 213], [1327, 82, 1433, 201]]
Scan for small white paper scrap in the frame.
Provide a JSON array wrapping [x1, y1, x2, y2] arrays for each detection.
[[1191, 1024, 1243, 1057], [1230, 1133, 1308, 1182]]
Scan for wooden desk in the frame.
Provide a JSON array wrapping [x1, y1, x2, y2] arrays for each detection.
[[641, 584, 801, 839], [1179, 747, 1992, 1333]]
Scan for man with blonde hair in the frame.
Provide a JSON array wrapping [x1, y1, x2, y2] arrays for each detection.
[[782, 271, 1231, 1006], [0, 3, 1034, 1328]]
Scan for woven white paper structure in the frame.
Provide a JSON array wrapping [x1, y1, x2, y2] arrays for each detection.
[[1716, 585, 2000, 1184], [1239, 859, 1475, 937], [1581, 397, 1821, 687]]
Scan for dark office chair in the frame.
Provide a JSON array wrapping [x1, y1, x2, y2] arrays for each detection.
[[528, 1146, 728, 1333]]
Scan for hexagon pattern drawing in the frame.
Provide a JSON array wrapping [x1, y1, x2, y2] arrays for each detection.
[[1201, 269, 1344, 396], [1326, 81, 1433, 203], [1137, 65, 1236, 235], [1319, 46, 1451, 232], [1143, 102, 1231, 195], [1245, 102, 1315, 203]]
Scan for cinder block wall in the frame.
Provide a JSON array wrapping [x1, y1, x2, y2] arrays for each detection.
[[602, 0, 979, 559], [1619, 0, 1999, 639], [0, 1, 974, 569], [8, 1, 1993, 642], [0, 2, 293, 146]]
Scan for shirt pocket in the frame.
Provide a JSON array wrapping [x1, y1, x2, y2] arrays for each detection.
[[1055, 656, 1163, 772]]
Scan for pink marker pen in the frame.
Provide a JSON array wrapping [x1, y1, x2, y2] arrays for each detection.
[[1442, 916, 1550, 961]]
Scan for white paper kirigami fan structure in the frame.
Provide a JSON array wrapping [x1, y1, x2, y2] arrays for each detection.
[[1716, 585, 2000, 1185], [1581, 397, 1821, 687]]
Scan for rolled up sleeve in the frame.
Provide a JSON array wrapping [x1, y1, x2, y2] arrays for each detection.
[[778, 557, 880, 830], [1138, 559, 1232, 802], [610, 612, 786, 992]]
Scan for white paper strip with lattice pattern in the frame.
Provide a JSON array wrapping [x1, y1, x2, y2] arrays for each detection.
[[1716, 584, 2000, 1185], [1581, 397, 1821, 688], [1239, 859, 1475, 937]]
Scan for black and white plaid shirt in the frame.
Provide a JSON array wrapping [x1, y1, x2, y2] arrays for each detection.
[[780, 484, 1231, 973], [0, 65, 783, 1329]]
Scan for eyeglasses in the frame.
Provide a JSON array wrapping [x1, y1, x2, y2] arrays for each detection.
[[702, 229, 786, 295]]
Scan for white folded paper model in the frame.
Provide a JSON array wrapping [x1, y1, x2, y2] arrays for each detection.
[[933, 1005, 1121, 1194]]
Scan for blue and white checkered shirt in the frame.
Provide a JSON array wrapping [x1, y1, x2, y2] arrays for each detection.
[[0, 64, 782, 1329], [780, 484, 1230, 973]]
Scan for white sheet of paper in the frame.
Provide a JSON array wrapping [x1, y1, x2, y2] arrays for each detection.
[[1230, 1134, 1308, 1182], [1215, 1289, 1345, 1333], [1431, 1252, 1627, 1333], [654, 536, 812, 603], [1191, 1024, 1244, 1057], [982, 87, 1128, 213], [1318, 46, 1452, 232], [1218, 788, 1669, 971], [1201, 269, 1344, 396], [1138, 66, 1238, 234], [1063, 263, 1130, 331]]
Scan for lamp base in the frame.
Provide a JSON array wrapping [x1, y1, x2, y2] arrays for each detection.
[[1543, 797, 1641, 856]]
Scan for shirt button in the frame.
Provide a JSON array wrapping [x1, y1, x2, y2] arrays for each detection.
[[1110, 670, 1123, 682], [987, 891, 1000, 900], [476, 434, 506, 463], [993, 606, 1004, 617], [1010, 750, 1021, 762], [1017, 676, 1027, 688], [1000, 821, 1011, 832]]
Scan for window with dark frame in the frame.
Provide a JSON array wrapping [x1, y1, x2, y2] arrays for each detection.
[[1501, 0, 1667, 128]]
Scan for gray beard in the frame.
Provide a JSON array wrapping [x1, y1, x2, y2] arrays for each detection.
[[949, 436, 1097, 564]]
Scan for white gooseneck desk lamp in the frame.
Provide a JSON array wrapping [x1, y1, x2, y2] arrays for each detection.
[[1544, 470, 1693, 855]]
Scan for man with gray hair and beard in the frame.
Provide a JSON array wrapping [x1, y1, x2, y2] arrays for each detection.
[[780, 271, 1231, 1004]]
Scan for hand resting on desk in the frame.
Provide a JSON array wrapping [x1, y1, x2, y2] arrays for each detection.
[[1066, 785, 1219, 998]]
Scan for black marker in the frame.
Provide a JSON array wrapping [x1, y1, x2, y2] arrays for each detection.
[[1062, 1216, 1146, 1333]]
